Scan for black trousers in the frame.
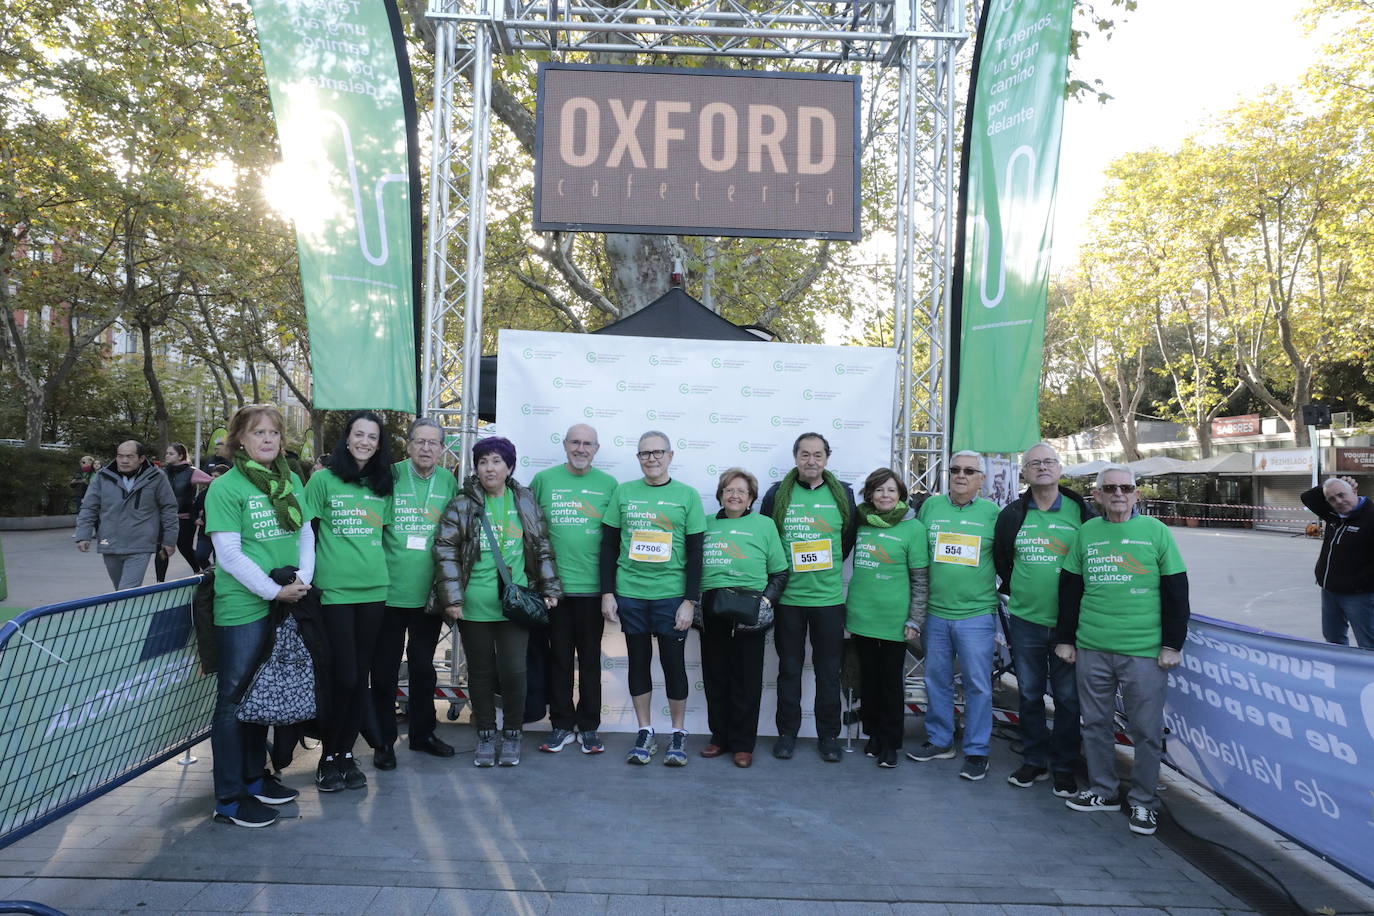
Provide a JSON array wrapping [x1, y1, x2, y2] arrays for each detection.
[[365, 605, 444, 749], [524, 625, 550, 724], [853, 633, 908, 751], [319, 601, 387, 757], [774, 602, 845, 739], [154, 517, 202, 581], [700, 593, 766, 753], [459, 618, 529, 732], [547, 595, 605, 732]]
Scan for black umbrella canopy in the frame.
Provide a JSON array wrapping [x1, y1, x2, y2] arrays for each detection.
[[478, 287, 768, 420]]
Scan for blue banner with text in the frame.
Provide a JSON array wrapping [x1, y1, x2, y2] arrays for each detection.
[[1165, 615, 1373, 885]]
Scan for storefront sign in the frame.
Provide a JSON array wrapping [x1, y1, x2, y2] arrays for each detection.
[[1211, 414, 1260, 438], [535, 64, 860, 239], [1253, 449, 1314, 475], [1335, 448, 1374, 473]]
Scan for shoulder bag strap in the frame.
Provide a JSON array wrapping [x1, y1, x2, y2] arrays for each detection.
[[477, 509, 515, 590]]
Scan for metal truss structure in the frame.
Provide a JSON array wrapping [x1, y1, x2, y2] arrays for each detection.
[[423, 0, 968, 486]]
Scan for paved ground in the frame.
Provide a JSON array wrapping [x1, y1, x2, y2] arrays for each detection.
[[0, 525, 1371, 915]]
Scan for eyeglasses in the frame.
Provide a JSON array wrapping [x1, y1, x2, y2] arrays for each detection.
[[1024, 459, 1060, 470], [949, 466, 981, 476], [1099, 484, 1136, 494], [636, 449, 667, 460], [411, 439, 442, 449]]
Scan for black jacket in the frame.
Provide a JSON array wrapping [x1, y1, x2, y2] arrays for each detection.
[[1301, 486, 1374, 594], [993, 485, 1097, 596]]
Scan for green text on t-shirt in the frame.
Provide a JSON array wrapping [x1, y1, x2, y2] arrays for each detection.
[[603, 478, 706, 600], [1064, 515, 1186, 657], [918, 494, 999, 619], [846, 517, 929, 641], [531, 463, 617, 595], [204, 468, 304, 626]]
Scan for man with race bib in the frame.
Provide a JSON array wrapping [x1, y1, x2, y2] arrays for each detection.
[[759, 432, 857, 763], [912, 449, 1000, 781], [600, 431, 707, 767]]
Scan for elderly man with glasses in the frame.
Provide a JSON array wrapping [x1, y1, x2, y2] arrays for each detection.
[[366, 417, 459, 769], [1055, 463, 1190, 836], [600, 431, 706, 766], [911, 449, 1001, 780], [992, 443, 1095, 797]]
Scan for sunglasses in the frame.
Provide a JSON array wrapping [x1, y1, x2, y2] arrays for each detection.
[[949, 466, 981, 476], [1099, 484, 1136, 494]]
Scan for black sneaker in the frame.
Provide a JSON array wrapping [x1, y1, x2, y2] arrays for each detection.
[[1052, 771, 1077, 798], [772, 735, 796, 759], [1007, 764, 1049, 788], [877, 748, 898, 769], [1065, 790, 1122, 812], [315, 757, 345, 793], [213, 794, 277, 828], [818, 737, 842, 762], [863, 737, 878, 758], [906, 741, 955, 762], [1129, 805, 1159, 835], [339, 754, 367, 790], [959, 755, 989, 781], [247, 772, 298, 805]]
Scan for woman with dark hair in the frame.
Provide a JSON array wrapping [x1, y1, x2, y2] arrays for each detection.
[[847, 467, 929, 769], [698, 467, 788, 768], [155, 442, 210, 581], [432, 436, 561, 768], [302, 411, 394, 792], [204, 404, 312, 827]]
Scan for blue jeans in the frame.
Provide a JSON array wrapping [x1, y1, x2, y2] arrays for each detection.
[[1320, 590, 1374, 649], [922, 612, 995, 755], [1007, 614, 1081, 771], [211, 616, 271, 804]]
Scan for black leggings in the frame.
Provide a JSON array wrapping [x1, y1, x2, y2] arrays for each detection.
[[625, 633, 688, 700], [319, 601, 386, 757]]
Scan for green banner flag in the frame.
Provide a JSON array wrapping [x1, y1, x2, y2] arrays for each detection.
[[950, 0, 1073, 453], [250, 0, 420, 412]]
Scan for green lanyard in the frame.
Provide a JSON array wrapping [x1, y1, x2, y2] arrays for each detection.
[[406, 462, 437, 512]]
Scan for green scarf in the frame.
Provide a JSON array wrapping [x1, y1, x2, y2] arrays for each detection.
[[770, 468, 853, 531], [232, 450, 303, 532], [858, 500, 908, 529]]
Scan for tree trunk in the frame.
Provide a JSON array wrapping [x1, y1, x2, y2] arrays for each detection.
[[140, 322, 171, 449]]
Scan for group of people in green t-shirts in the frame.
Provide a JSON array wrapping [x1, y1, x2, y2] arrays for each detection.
[[204, 406, 1189, 840]]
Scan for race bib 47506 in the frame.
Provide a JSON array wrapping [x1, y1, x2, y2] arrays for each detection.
[[629, 528, 673, 563]]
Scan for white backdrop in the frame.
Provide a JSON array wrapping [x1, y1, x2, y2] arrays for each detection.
[[496, 329, 897, 736]]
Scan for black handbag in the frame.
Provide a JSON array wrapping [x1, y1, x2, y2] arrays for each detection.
[[707, 586, 774, 632], [478, 509, 549, 628]]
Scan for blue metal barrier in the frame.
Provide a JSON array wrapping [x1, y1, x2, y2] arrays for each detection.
[[0, 577, 211, 850]]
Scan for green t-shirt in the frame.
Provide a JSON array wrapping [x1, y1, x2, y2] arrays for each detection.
[[918, 494, 1000, 619], [383, 460, 457, 608], [777, 485, 847, 607], [465, 488, 528, 622], [1007, 499, 1085, 627], [204, 468, 305, 626], [701, 511, 788, 592], [603, 478, 707, 600], [846, 517, 929, 642], [302, 470, 392, 605], [530, 463, 618, 595], [1064, 514, 1187, 657]]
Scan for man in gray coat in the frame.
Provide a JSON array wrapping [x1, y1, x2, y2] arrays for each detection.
[[75, 440, 179, 590]]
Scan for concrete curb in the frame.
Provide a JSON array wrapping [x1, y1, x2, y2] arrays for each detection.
[[0, 515, 76, 531]]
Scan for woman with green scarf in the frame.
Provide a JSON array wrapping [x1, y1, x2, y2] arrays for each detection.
[[204, 404, 312, 828], [846, 468, 929, 769]]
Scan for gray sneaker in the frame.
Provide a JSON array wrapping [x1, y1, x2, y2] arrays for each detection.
[[626, 728, 658, 765], [539, 727, 576, 753], [959, 755, 989, 781], [664, 730, 688, 767], [474, 730, 497, 767], [499, 730, 522, 767]]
